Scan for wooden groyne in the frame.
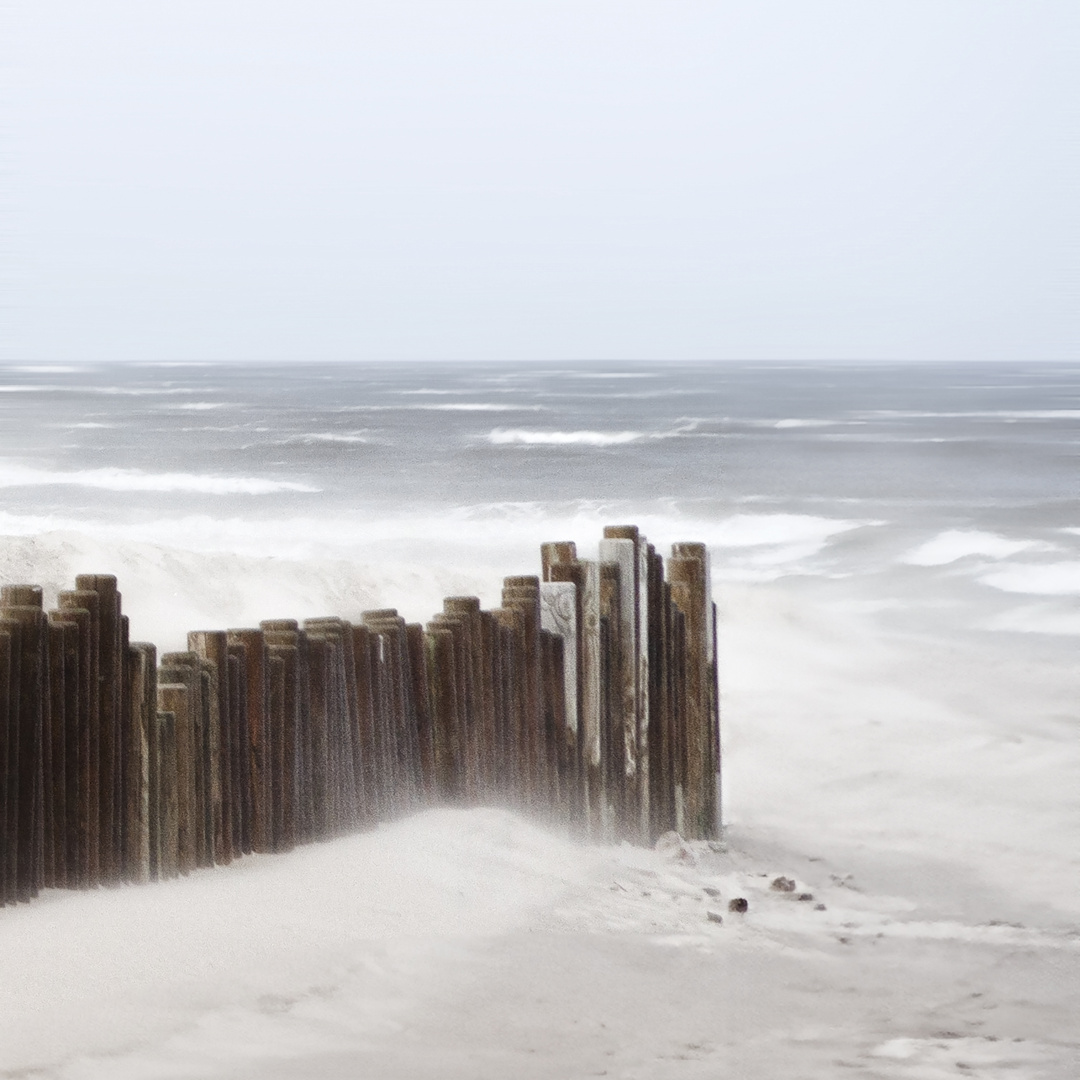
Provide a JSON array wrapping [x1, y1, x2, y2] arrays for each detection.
[[0, 525, 719, 906]]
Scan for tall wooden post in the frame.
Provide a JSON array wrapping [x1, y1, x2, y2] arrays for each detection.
[[1, 590, 46, 902], [73, 576, 123, 884], [226, 629, 270, 853], [123, 643, 155, 883], [0, 626, 12, 905], [669, 544, 717, 839], [156, 709, 179, 879], [188, 631, 232, 864]]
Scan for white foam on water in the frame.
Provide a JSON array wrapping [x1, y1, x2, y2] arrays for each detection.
[[7, 365, 87, 374], [902, 529, 1044, 566], [0, 465, 318, 495], [979, 561, 1080, 596], [863, 409, 1080, 420], [163, 401, 231, 410], [287, 433, 371, 444], [415, 403, 545, 412], [486, 428, 643, 446]]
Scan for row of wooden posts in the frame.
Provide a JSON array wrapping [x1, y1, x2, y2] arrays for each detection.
[[0, 525, 719, 907]]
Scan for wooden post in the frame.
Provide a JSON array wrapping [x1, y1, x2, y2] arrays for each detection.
[[423, 627, 460, 801], [540, 581, 578, 823], [74, 576, 123, 884], [362, 611, 421, 812], [226, 629, 270, 853], [262, 632, 299, 851], [501, 578, 542, 809], [157, 682, 195, 874], [0, 626, 12, 905], [306, 634, 332, 838], [490, 606, 525, 807], [669, 545, 715, 839], [159, 654, 212, 868], [349, 625, 380, 824], [0, 591, 46, 903], [57, 590, 100, 884], [156, 709, 179, 879], [188, 631, 232, 864], [304, 619, 359, 834], [405, 623, 435, 803], [123, 643, 155, 883], [599, 531, 646, 841]]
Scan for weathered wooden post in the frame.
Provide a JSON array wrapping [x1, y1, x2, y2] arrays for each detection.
[[225, 642, 250, 854], [304, 634, 330, 838], [304, 618, 360, 834], [188, 631, 232, 864], [156, 681, 196, 874], [539, 581, 578, 823], [348, 624, 380, 824], [57, 590, 99, 884], [599, 528, 652, 842], [226, 629, 270, 853], [156, 709, 179, 879], [363, 611, 422, 812], [406, 623, 435, 803], [159, 654, 212, 868], [123, 643, 155, 883], [442, 598, 486, 797], [491, 606, 526, 806], [1, 588, 46, 902], [669, 543, 717, 839], [74, 576, 123, 884], [0, 625, 12, 905], [423, 626, 460, 801], [261, 625, 301, 851], [501, 577, 543, 809]]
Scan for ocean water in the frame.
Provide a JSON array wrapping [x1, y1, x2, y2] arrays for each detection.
[[1, 359, 1076, 614], [1, 360, 1078, 1076]]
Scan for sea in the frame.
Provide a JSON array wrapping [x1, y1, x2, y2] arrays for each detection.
[[1, 359, 1078, 1076]]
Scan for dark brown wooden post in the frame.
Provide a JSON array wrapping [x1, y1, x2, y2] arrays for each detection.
[[304, 619, 359, 834], [262, 629, 299, 851], [349, 625, 379, 824], [157, 682, 195, 874], [0, 626, 12, 905], [43, 620, 66, 889], [156, 709, 178, 879], [670, 545, 715, 839], [539, 580, 579, 825], [123, 643, 155, 883], [362, 611, 422, 813], [645, 547, 669, 840], [443, 598, 488, 798], [159, 654, 211, 868], [73, 576, 123, 884], [306, 634, 331, 837], [405, 623, 435, 803], [57, 590, 99, 884], [225, 643, 249, 854], [188, 631, 232, 864], [491, 606, 525, 806], [1, 590, 46, 903], [423, 627, 459, 801], [226, 629, 270, 853], [501, 578, 542, 809]]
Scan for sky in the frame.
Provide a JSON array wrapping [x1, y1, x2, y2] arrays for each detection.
[[5, 1, 1077, 363]]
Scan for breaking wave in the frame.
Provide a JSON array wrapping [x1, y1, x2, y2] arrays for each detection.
[[0, 465, 319, 495]]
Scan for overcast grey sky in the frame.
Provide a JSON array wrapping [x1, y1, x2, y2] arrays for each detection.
[[6, 2, 1077, 362]]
